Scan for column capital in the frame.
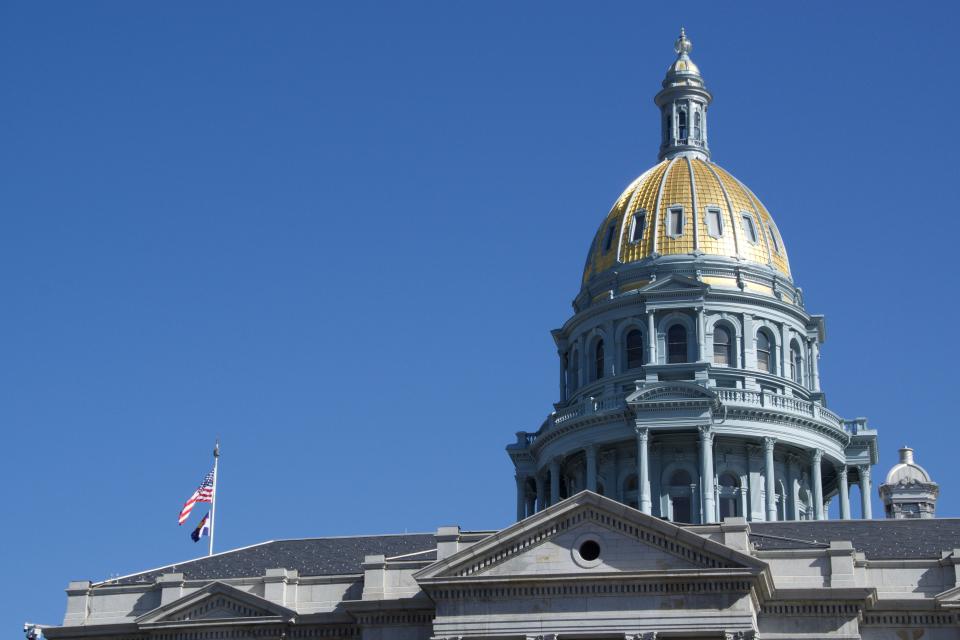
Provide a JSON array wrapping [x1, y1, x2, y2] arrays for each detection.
[[857, 464, 871, 478], [698, 424, 713, 443], [838, 465, 849, 479], [634, 425, 650, 441], [762, 436, 777, 451], [584, 443, 597, 455], [811, 448, 823, 464]]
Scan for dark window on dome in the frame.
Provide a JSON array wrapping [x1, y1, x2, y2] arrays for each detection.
[[757, 331, 773, 373], [694, 111, 702, 141], [677, 110, 687, 141], [593, 339, 605, 381], [742, 213, 759, 244], [630, 211, 646, 244], [667, 324, 688, 364], [602, 222, 616, 253], [713, 325, 732, 367], [706, 208, 723, 237], [790, 341, 803, 384], [768, 223, 781, 253], [626, 329, 644, 370], [667, 208, 684, 237]]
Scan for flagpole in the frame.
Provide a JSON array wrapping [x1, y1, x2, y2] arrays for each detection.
[[209, 440, 219, 556]]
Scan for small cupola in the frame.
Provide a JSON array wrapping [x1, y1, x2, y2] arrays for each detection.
[[879, 446, 940, 519], [654, 28, 713, 161]]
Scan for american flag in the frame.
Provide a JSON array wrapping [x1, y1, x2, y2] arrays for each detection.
[[178, 470, 215, 525]]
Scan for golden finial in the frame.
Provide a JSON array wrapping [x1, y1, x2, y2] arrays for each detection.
[[675, 27, 692, 56]]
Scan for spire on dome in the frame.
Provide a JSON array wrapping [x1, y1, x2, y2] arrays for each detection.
[[654, 28, 712, 161]]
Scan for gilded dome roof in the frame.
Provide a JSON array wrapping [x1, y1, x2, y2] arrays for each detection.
[[582, 157, 791, 285]]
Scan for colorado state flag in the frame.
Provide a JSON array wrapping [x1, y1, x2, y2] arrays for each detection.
[[191, 513, 211, 542]]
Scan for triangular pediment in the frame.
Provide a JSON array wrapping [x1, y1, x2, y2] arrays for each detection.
[[415, 491, 765, 583], [936, 584, 960, 609], [626, 380, 718, 404], [638, 274, 708, 293], [137, 581, 295, 625]]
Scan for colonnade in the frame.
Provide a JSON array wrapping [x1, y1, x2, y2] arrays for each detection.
[[515, 431, 874, 523]]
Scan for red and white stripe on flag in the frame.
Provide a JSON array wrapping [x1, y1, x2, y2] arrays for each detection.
[[178, 470, 215, 525]]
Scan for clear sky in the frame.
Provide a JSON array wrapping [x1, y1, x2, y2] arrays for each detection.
[[3, 0, 958, 631]]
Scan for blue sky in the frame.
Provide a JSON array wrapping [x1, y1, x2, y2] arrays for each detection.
[[2, 0, 958, 631]]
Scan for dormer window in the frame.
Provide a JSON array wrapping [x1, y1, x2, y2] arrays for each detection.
[[705, 207, 723, 238], [630, 210, 647, 244], [667, 207, 684, 237], [602, 222, 616, 253], [741, 213, 759, 244], [768, 223, 782, 253]]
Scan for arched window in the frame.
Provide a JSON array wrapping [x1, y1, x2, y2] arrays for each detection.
[[593, 339, 605, 381], [713, 325, 732, 367], [663, 114, 671, 144], [756, 331, 773, 373], [626, 330, 644, 370], [694, 111, 702, 141], [624, 474, 638, 509], [718, 472, 741, 520], [568, 350, 579, 391], [790, 341, 803, 384], [677, 110, 687, 141], [667, 324, 688, 364], [669, 470, 692, 523]]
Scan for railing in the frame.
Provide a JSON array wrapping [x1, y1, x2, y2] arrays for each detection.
[[714, 388, 845, 430], [515, 388, 846, 451]]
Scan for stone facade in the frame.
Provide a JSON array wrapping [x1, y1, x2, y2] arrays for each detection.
[[43, 493, 960, 640]]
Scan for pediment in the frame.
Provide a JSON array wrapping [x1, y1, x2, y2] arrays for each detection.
[[416, 491, 764, 583], [936, 585, 960, 609], [137, 581, 295, 625], [626, 381, 721, 408], [638, 274, 708, 293]]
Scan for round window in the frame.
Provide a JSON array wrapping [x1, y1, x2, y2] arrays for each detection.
[[579, 540, 601, 561], [571, 534, 603, 568]]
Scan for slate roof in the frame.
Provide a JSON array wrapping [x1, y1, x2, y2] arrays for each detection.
[[98, 534, 438, 586], [750, 519, 960, 559]]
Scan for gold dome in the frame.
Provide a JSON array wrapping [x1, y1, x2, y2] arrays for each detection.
[[582, 157, 791, 285]]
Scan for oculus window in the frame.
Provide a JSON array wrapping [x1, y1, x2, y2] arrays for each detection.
[[602, 222, 616, 253], [630, 210, 646, 244], [667, 207, 684, 237], [706, 207, 723, 238], [741, 212, 759, 244]]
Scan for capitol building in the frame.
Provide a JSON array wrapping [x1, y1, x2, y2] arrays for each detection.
[[40, 31, 960, 640]]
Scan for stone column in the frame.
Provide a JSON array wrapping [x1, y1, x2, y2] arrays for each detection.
[[699, 426, 716, 523], [812, 449, 824, 520], [635, 426, 651, 514], [696, 307, 706, 362], [647, 310, 657, 364], [838, 466, 851, 520], [858, 465, 873, 519], [550, 458, 561, 506], [515, 474, 526, 521], [536, 472, 546, 512], [763, 437, 777, 521], [811, 340, 821, 392], [585, 445, 598, 492], [780, 324, 789, 379]]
